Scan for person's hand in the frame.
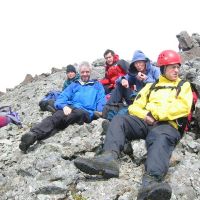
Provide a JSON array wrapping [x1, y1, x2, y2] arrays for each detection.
[[136, 72, 147, 81], [145, 113, 157, 125], [121, 79, 129, 88], [63, 106, 72, 116]]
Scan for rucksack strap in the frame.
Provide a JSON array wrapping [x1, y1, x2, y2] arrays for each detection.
[[146, 80, 158, 100], [146, 79, 195, 135], [175, 80, 186, 97], [147, 79, 186, 100]]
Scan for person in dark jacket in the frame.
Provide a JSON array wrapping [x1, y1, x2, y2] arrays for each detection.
[[19, 61, 106, 152], [102, 50, 160, 121], [108, 50, 160, 105], [62, 64, 80, 90], [100, 49, 129, 95], [39, 64, 80, 113], [74, 50, 193, 200]]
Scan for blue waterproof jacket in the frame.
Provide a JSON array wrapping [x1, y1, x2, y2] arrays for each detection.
[[117, 50, 160, 92], [54, 80, 106, 120]]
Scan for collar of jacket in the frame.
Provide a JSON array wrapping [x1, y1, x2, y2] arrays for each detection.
[[158, 76, 181, 86], [77, 79, 97, 85], [67, 73, 80, 82]]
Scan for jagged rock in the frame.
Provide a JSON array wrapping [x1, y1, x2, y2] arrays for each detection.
[[0, 34, 200, 199], [180, 47, 200, 62], [177, 31, 200, 62], [177, 31, 194, 51], [21, 74, 34, 85], [51, 67, 62, 74], [192, 33, 200, 47], [92, 58, 105, 67]]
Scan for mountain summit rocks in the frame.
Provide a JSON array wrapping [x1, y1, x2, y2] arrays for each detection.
[[0, 32, 200, 199]]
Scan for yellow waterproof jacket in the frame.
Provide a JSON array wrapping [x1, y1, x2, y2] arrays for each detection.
[[128, 76, 193, 129]]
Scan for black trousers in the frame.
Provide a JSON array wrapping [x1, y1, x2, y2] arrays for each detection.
[[107, 83, 133, 105], [103, 115, 181, 178], [31, 108, 91, 139], [103, 85, 113, 95]]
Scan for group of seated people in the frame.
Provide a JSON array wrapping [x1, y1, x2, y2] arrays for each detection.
[[18, 49, 193, 200], [38, 49, 160, 119]]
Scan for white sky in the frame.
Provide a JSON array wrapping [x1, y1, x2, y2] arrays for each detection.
[[0, 0, 199, 92]]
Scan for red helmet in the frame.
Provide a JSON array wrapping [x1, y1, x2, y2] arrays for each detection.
[[157, 50, 181, 67]]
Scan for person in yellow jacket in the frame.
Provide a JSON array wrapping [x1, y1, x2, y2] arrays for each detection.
[[74, 50, 193, 200]]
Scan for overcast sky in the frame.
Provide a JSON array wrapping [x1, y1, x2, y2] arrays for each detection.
[[0, 0, 199, 92]]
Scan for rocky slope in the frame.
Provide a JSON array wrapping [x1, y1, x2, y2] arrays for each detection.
[[0, 32, 200, 200]]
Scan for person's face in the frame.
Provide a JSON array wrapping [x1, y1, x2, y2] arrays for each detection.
[[105, 52, 114, 65], [134, 60, 146, 72], [80, 66, 91, 82], [164, 64, 180, 81], [67, 71, 76, 79]]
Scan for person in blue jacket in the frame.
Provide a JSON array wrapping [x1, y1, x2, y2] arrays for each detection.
[[108, 50, 160, 105], [19, 61, 106, 152]]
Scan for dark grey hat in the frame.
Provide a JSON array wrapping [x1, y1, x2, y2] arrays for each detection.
[[66, 65, 76, 73]]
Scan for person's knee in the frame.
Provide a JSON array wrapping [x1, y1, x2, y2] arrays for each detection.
[[51, 110, 65, 123], [111, 114, 127, 124], [109, 115, 130, 132], [53, 110, 64, 117], [146, 133, 168, 149]]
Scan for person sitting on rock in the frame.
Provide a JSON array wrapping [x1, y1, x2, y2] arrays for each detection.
[[19, 61, 106, 153], [100, 49, 129, 95], [74, 50, 193, 200], [39, 64, 80, 113], [62, 64, 80, 90], [102, 50, 160, 121]]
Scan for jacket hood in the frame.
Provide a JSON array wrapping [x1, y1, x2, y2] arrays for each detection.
[[131, 50, 149, 63]]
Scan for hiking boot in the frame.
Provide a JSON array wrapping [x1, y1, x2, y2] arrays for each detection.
[[137, 182, 172, 200], [46, 105, 56, 113], [93, 111, 103, 119], [19, 132, 37, 152], [74, 151, 119, 179], [137, 174, 172, 200]]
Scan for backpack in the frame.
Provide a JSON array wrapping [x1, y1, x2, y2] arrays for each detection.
[[0, 106, 22, 128], [117, 59, 130, 73], [147, 80, 198, 135], [39, 90, 61, 113]]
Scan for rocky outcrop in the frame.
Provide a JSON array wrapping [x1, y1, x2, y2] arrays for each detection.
[[21, 74, 34, 85], [0, 34, 200, 200], [178, 32, 200, 137], [177, 31, 200, 62]]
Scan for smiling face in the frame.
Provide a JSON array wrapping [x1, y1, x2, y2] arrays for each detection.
[[79, 65, 91, 82], [164, 64, 180, 81]]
